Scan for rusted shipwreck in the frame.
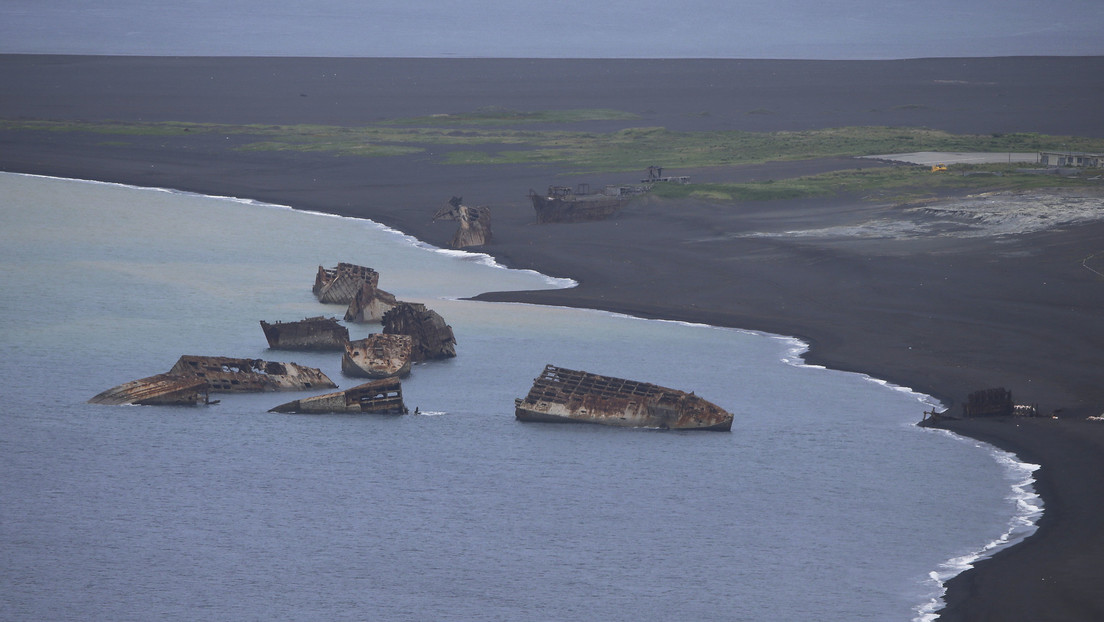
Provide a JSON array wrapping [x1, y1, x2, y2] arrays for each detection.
[[342, 334, 413, 379], [313, 262, 379, 304], [269, 378, 408, 415], [313, 262, 399, 323], [962, 387, 1038, 417], [432, 196, 493, 249], [87, 373, 210, 406], [529, 183, 628, 224], [260, 316, 349, 350], [921, 386, 1039, 424], [382, 302, 456, 361], [89, 355, 336, 406], [344, 279, 400, 323], [514, 364, 733, 430]]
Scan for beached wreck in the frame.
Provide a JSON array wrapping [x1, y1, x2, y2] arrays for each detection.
[[529, 183, 628, 224], [88, 373, 209, 406], [432, 196, 493, 248], [382, 302, 457, 361], [167, 355, 336, 392], [514, 364, 733, 430], [313, 262, 380, 305], [961, 387, 1039, 417], [342, 334, 413, 378], [269, 378, 408, 415], [260, 316, 349, 350], [344, 279, 400, 323]]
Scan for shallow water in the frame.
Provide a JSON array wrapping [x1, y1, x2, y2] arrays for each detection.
[[0, 173, 1039, 621]]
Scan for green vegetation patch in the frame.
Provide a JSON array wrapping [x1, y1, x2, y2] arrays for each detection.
[[649, 164, 1101, 203], [379, 107, 640, 126]]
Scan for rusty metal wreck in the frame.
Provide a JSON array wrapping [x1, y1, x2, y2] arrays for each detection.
[[260, 316, 349, 350], [515, 364, 733, 431], [269, 378, 408, 415], [342, 334, 413, 379]]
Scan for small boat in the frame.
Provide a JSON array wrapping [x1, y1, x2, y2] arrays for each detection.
[[269, 378, 409, 415], [515, 364, 732, 431], [341, 334, 413, 378]]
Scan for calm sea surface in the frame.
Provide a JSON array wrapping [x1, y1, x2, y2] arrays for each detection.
[[0, 172, 1039, 621]]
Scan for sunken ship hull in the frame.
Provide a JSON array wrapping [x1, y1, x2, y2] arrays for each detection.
[[515, 365, 733, 431], [260, 316, 349, 350], [341, 334, 413, 379], [269, 378, 408, 415]]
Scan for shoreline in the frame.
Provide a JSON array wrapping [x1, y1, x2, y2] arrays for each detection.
[[0, 169, 1048, 618], [4, 55, 1104, 620]]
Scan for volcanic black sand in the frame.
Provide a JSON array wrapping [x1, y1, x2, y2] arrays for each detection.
[[3, 55, 1104, 620]]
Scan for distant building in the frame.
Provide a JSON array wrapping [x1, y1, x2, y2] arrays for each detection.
[[1039, 151, 1104, 167]]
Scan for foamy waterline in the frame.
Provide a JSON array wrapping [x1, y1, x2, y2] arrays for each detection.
[[6, 170, 1040, 620], [911, 430, 1042, 622]]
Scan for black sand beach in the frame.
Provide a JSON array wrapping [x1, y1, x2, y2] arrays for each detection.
[[3, 55, 1103, 620]]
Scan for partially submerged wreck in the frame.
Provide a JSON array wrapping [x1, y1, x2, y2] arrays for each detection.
[[344, 280, 400, 324], [167, 355, 336, 393], [269, 378, 408, 415], [260, 316, 349, 350], [514, 364, 733, 431], [432, 196, 493, 249], [342, 334, 413, 379], [313, 262, 380, 305], [382, 302, 457, 361], [89, 355, 336, 406], [88, 373, 209, 406]]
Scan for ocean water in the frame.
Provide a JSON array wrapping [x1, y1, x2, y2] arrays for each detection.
[[0, 172, 1040, 621]]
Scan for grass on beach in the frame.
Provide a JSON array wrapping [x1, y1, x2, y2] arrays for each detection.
[[648, 164, 1103, 203], [4, 111, 1103, 201]]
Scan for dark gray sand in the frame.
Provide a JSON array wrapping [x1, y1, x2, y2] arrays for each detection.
[[3, 55, 1104, 620]]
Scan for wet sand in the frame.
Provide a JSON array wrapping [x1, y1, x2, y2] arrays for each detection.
[[3, 55, 1104, 620]]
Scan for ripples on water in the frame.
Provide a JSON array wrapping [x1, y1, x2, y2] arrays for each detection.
[[0, 173, 1037, 621]]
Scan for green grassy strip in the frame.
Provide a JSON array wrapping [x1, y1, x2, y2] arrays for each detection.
[[648, 165, 1101, 202], [378, 107, 640, 126], [3, 117, 1103, 173]]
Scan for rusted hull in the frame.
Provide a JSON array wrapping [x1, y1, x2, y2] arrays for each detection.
[[382, 302, 456, 361], [515, 365, 733, 431], [530, 194, 624, 224], [260, 316, 349, 350], [313, 262, 380, 305], [341, 334, 413, 379], [344, 281, 399, 323], [168, 355, 336, 392], [88, 373, 207, 406], [269, 378, 408, 414], [963, 387, 1014, 417]]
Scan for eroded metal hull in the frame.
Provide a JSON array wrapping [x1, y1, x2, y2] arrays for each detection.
[[515, 365, 732, 431], [313, 262, 380, 305], [382, 302, 456, 361], [167, 355, 336, 392], [260, 316, 349, 350], [269, 378, 408, 414], [341, 334, 413, 379], [88, 373, 207, 406]]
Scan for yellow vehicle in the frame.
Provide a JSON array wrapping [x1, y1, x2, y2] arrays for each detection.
[[930, 163, 948, 172]]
